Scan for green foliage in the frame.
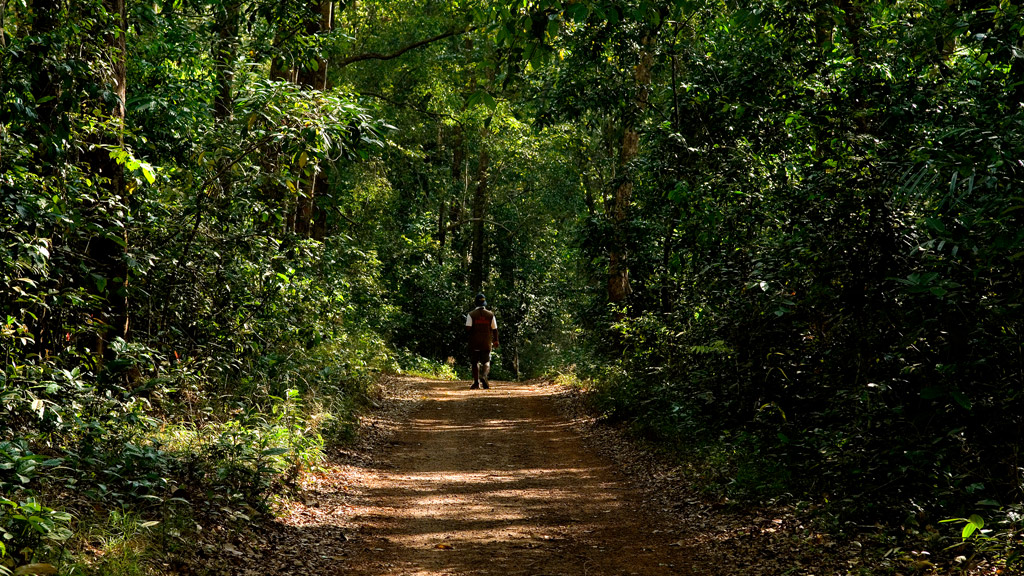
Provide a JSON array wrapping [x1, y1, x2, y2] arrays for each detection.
[[0, 442, 62, 492], [0, 498, 73, 566], [3, 0, 1023, 572], [1, 0, 421, 572], [941, 507, 1024, 569], [393, 351, 458, 381]]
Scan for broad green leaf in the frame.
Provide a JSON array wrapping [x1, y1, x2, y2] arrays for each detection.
[[467, 90, 496, 111], [962, 514, 984, 539], [140, 163, 156, 184], [950, 390, 973, 410], [564, 4, 589, 22]]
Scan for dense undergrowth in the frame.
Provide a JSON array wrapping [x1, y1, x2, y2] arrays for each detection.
[[1, 319, 452, 575], [1, 286, 450, 576]]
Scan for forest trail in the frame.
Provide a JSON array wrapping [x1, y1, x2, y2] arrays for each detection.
[[228, 378, 697, 576], [339, 378, 695, 576]]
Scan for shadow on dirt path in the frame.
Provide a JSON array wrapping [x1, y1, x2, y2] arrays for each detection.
[[221, 378, 697, 576], [337, 379, 695, 576]]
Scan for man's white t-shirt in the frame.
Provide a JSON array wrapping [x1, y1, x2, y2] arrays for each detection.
[[466, 312, 497, 329]]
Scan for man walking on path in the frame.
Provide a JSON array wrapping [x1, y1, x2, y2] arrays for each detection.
[[466, 293, 499, 389]]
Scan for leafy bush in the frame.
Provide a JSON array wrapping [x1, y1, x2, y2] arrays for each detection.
[[0, 498, 73, 564], [393, 350, 457, 380]]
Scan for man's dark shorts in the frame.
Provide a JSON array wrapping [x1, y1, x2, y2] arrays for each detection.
[[469, 349, 491, 366]]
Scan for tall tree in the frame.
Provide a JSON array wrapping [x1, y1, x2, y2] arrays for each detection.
[[212, 0, 241, 119], [469, 133, 489, 293]]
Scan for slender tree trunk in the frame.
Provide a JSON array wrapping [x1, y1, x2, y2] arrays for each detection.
[[495, 238, 520, 380], [662, 34, 683, 314], [836, 0, 862, 61], [941, 2, 954, 61], [581, 172, 597, 216], [607, 37, 653, 305], [469, 141, 489, 294], [295, 1, 334, 238], [107, 0, 128, 343], [670, 50, 680, 133], [87, 0, 129, 358], [27, 0, 59, 140], [661, 206, 680, 314], [212, 0, 241, 119], [296, 1, 333, 90], [607, 130, 636, 304], [438, 124, 465, 265], [814, 2, 834, 49], [437, 193, 447, 265], [23, 0, 60, 357], [295, 175, 316, 237]]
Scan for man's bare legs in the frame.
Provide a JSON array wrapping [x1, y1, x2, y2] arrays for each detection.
[[469, 350, 491, 389]]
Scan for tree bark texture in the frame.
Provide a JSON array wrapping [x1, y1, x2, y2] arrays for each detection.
[[607, 129, 637, 305]]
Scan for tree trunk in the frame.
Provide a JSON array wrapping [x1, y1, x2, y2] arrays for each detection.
[[661, 205, 680, 314], [607, 38, 653, 305], [661, 35, 684, 314], [469, 141, 489, 294], [212, 0, 241, 119], [607, 129, 636, 304], [106, 0, 128, 343], [836, 0, 862, 61], [437, 192, 447, 265], [269, 55, 295, 82], [495, 233, 521, 380], [21, 0, 60, 357], [294, 1, 334, 237], [87, 0, 129, 358], [0, 0, 7, 49], [438, 124, 465, 265], [814, 3, 834, 49], [296, 1, 333, 90], [27, 0, 59, 144]]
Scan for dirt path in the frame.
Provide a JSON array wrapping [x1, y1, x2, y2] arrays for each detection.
[[222, 378, 696, 575], [335, 379, 694, 576]]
